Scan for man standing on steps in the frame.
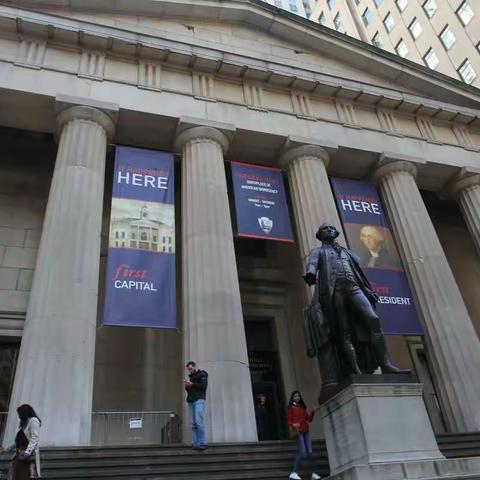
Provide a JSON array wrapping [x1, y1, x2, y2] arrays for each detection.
[[184, 361, 208, 451]]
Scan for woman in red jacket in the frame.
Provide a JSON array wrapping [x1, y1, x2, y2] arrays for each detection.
[[286, 391, 321, 480]]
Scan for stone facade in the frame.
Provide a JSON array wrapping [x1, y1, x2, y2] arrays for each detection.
[[0, 0, 479, 448]]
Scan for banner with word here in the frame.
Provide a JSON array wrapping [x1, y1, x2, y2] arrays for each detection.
[[103, 146, 176, 328]]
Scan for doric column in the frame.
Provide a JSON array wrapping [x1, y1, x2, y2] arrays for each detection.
[[449, 169, 480, 258], [176, 123, 257, 442], [280, 142, 343, 267], [373, 160, 480, 432], [3, 96, 118, 447]]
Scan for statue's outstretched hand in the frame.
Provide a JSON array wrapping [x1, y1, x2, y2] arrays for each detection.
[[303, 273, 317, 286]]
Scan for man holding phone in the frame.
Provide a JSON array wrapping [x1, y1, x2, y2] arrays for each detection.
[[184, 361, 208, 450]]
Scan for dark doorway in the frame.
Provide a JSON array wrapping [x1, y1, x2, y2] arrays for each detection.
[[245, 316, 287, 440], [0, 341, 19, 442]]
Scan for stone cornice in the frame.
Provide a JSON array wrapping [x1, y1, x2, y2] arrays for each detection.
[[1, 3, 480, 126], [4, 0, 480, 102]]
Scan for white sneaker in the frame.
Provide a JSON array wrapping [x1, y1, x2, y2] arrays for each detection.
[[311, 474, 321, 480], [289, 473, 302, 480]]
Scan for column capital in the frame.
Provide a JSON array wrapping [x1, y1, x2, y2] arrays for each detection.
[[280, 136, 337, 170], [373, 152, 425, 184], [175, 116, 235, 154], [280, 144, 331, 169], [446, 167, 480, 199], [55, 95, 118, 141]]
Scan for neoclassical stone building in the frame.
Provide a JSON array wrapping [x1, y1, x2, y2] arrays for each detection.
[[1, 0, 480, 448]]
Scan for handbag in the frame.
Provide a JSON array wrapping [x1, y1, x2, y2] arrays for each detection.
[[288, 426, 299, 440]]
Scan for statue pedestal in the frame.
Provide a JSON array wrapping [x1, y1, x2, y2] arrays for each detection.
[[320, 376, 480, 480]]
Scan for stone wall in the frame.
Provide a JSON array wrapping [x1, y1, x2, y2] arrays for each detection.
[[0, 128, 53, 336]]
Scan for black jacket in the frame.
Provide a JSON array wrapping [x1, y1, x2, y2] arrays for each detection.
[[186, 370, 208, 403]]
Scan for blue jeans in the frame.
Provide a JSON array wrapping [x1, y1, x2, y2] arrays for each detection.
[[188, 399, 206, 447], [293, 432, 316, 473]]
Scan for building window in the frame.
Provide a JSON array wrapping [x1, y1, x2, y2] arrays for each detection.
[[327, 0, 335, 10], [141, 231, 147, 241], [440, 25, 456, 50], [458, 59, 476, 84], [409, 18, 423, 39], [362, 8, 373, 25], [424, 48, 439, 69], [457, 2, 474, 26], [289, 0, 298, 12], [334, 12, 342, 29], [423, 0, 437, 18], [372, 32, 383, 48], [131, 232, 136, 239], [384, 12, 395, 31], [319, 12, 326, 25], [395, 39, 408, 58], [115, 231, 119, 239], [374, 0, 383, 7], [395, 0, 407, 12]]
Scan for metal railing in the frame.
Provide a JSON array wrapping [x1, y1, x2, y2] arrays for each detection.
[[0, 411, 181, 447], [91, 411, 181, 446]]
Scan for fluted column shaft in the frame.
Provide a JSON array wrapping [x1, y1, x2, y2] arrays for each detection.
[[281, 145, 343, 267], [177, 126, 257, 442], [3, 103, 116, 447], [451, 174, 480, 258], [374, 161, 480, 432]]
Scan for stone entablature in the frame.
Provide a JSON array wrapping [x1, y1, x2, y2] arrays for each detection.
[[1, 5, 480, 153]]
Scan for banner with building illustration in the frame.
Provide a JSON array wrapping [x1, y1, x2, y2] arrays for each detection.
[[231, 162, 294, 242], [331, 177, 422, 335], [103, 146, 176, 329]]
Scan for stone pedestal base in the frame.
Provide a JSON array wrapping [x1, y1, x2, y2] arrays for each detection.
[[320, 377, 480, 480], [327, 456, 480, 480]]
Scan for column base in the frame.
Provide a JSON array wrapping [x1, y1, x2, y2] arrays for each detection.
[[326, 457, 480, 480]]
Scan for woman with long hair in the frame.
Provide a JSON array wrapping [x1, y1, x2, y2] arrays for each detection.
[[286, 391, 320, 480], [8, 404, 41, 479]]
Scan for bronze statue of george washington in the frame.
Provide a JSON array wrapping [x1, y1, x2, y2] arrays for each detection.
[[303, 222, 409, 387]]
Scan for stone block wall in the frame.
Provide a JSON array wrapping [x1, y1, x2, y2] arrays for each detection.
[[0, 128, 54, 336]]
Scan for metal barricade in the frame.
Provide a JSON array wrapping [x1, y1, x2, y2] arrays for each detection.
[[91, 411, 181, 446]]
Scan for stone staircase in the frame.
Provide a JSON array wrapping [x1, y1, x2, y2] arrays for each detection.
[[0, 441, 329, 480], [0, 433, 479, 479]]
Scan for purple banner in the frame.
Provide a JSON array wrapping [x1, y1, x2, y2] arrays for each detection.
[[103, 146, 176, 329], [331, 178, 422, 335], [231, 162, 294, 242]]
